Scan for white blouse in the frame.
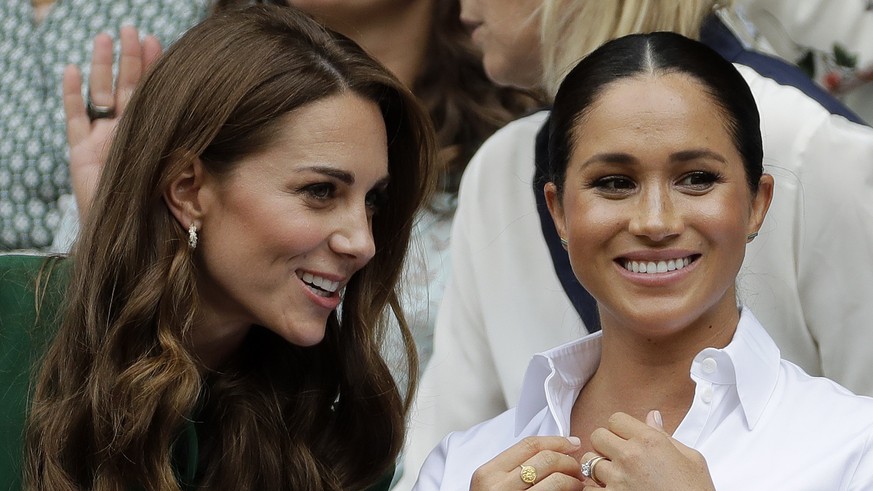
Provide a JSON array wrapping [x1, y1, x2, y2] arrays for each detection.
[[414, 308, 873, 490]]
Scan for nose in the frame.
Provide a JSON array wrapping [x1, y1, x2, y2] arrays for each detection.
[[329, 205, 377, 266], [628, 184, 684, 242]]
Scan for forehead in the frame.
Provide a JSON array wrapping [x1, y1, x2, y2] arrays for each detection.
[[570, 73, 737, 159], [226, 92, 389, 181]]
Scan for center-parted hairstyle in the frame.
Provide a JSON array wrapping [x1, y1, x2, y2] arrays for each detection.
[[26, 5, 435, 490], [547, 31, 762, 197]]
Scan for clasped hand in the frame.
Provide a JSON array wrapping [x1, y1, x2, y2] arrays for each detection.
[[470, 411, 715, 490]]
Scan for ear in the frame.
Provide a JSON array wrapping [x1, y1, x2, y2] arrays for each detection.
[[544, 182, 567, 241], [163, 155, 209, 231], [747, 173, 774, 237]]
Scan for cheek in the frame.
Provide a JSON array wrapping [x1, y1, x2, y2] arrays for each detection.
[[565, 195, 625, 241]]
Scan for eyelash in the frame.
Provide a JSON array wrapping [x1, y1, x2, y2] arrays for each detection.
[[588, 171, 723, 195], [677, 171, 723, 191], [301, 182, 335, 201], [365, 188, 388, 214], [299, 182, 388, 215]]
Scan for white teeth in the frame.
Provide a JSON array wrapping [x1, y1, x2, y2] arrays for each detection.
[[298, 272, 340, 293], [623, 257, 693, 275]]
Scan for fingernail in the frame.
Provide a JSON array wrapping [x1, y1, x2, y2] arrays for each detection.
[[567, 436, 581, 446], [653, 410, 663, 428]]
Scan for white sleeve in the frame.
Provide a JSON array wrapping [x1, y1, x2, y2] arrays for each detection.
[[49, 194, 80, 254], [409, 434, 451, 491], [795, 114, 873, 396]]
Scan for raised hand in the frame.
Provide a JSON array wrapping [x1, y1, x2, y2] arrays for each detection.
[[62, 25, 162, 222]]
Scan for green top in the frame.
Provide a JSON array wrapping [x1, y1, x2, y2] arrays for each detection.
[[0, 254, 67, 490], [0, 254, 393, 490]]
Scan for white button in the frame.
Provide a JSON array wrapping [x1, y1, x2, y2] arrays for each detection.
[[701, 357, 717, 374], [701, 386, 714, 404]]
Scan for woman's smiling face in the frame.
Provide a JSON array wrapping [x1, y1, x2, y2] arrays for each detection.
[[546, 73, 772, 339], [192, 92, 390, 358]]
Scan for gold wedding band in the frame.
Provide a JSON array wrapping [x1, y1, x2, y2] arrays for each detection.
[[519, 464, 537, 485]]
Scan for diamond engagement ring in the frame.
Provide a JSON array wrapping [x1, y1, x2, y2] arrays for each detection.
[[581, 455, 606, 486]]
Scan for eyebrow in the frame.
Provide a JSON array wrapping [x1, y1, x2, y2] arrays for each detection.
[[302, 166, 355, 184], [580, 148, 728, 167], [299, 165, 391, 188]]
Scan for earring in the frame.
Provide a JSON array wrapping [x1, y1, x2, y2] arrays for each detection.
[[746, 231, 758, 243], [188, 222, 198, 249], [560, 237, 568, 250]]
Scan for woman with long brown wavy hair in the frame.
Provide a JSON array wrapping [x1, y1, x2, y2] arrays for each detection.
[[1, 5, 435, 490], [206, 0, 542, 374]]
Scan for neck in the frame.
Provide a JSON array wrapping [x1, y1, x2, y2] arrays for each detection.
[[308, 1, 434, 88], [192, 279, 253, 370], [575, 300, 740, 433]]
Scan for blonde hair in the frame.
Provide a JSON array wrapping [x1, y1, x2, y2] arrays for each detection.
[[540, 0, 734, 96]]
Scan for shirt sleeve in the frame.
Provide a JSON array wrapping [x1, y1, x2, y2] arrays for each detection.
[[794, 113, 873, 396]]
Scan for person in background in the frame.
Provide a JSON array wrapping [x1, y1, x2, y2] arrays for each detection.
[[1, 6, 435, 489], [415, 32, 873, 490], [0, 0, 206, 251], [735, 0, 873, 123], [396, 0, 873, 487]]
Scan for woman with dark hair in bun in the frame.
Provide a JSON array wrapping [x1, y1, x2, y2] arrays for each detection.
[[414, 32, 873, 491]]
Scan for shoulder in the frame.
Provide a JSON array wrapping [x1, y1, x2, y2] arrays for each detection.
[[768, 359, 873, 443], [0, 254, 69, 333], [415, 409, 522, 490], [455, 111, 548, 219], [463, 111, 549, 180]]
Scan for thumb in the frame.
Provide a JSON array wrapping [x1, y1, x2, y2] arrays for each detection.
[[646, 409, 665, 431]]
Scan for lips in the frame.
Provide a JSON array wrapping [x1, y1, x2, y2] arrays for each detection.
[[621, 255, 698, 274]]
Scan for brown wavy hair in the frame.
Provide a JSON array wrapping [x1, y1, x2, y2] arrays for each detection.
[[212, 0, 543, 194], [24, 5, 435, 491]]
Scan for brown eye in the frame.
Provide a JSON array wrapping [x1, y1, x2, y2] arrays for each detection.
[[302, 183, 335, 200], [677, 171, 720, 191], [365, 188, 388, 216], [593, 176, 636, 194]]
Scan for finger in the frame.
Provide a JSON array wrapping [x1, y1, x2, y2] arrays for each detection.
[[115, 25, 144, 112], [88, 32, 115, 108], [63, 65, 90, 148], [484, 436, 582, 471], [142, 35, 163, 69], [645, 409, 664, 431], [530, 472, 586, 490], [580, 452, 613, 488], [521, 450, 584, 484], [605, 411, 653, 440]]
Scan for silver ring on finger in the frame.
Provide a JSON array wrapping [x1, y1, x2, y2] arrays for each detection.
[[86, 97, 115, 121], [581, 455, 607, 487]]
